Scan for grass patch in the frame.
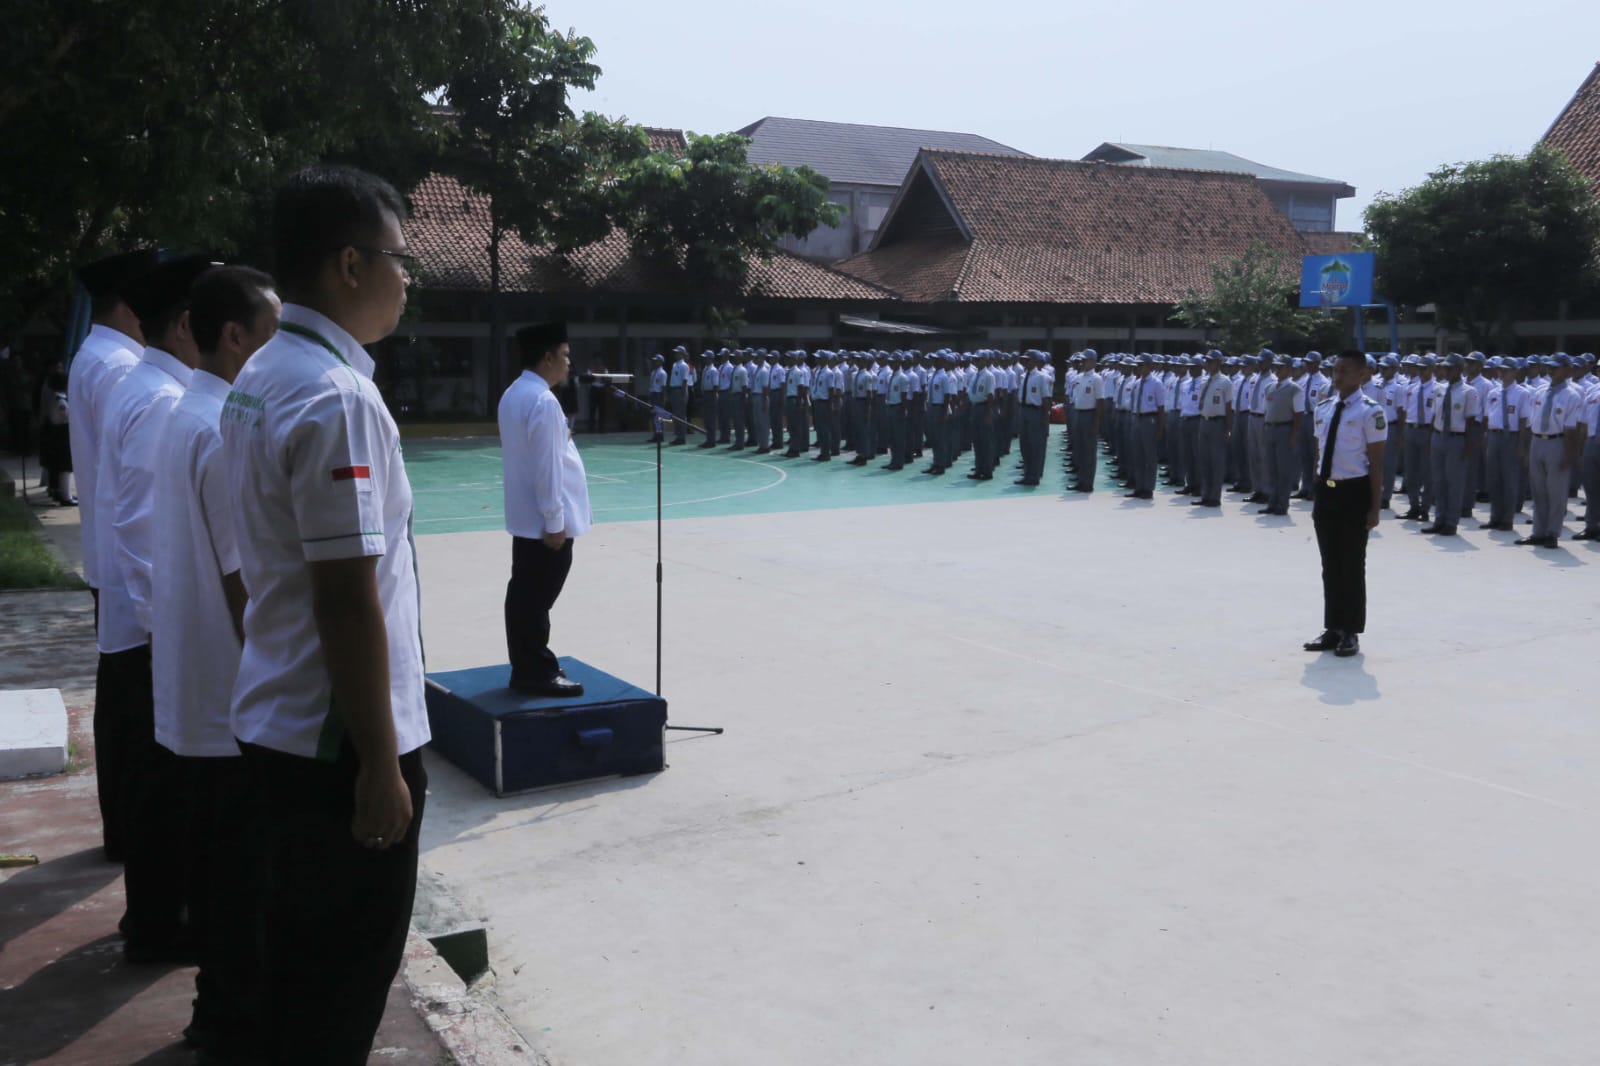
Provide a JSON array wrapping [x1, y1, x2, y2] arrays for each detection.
[[0, 495, 84, 590]]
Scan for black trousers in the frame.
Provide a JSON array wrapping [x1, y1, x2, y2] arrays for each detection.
[[93, 641, 140, 861], [506, 535, 575, 685], [184, 753, 264, 1049], [241, 740, 427, 1066], [98, 642, 186, 946], [1313, 478, 1373, 635]]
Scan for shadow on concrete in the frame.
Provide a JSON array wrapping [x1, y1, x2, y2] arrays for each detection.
[[0, 846, 122, 948], [1420, 533, 1480, 552], [1299, 658, 1381, 706], [0, 933, 184, 1063]]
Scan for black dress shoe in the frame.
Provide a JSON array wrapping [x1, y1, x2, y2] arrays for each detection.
[[1134, 491, 1154, 499], [1015, 479, 1039, 486], [1334, 633, 1360, 657], [1420, 524, 1442, 534], [1573, 529, 1597, 541], [1536, 536, 1561, 548], [928, 467, 945, 476], [1514, 536, 1539, 545], [511, 674, 585, 698], [1256, 506, 1275, 514], [1303, 630, 1341, 651], [1436, 527, 1457, 536], [884, 464, 903, 471], [754, 447, 771, 454], [849, 457, 868, 466], [1246, 493, 1269, 504], [1124, 490, 1141, 498]]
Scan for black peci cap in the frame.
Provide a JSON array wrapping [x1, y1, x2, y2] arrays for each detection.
[[75, 248, 161, 300], [517, 321, 567, 358], [118, 254, 218, 322]]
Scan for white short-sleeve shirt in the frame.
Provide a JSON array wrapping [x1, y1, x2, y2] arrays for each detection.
[[1529, 381, 1584, 435], [97, 348, 194, 653], [1432, 379, 1482, 433], [152, 370, 244, 758], [1071, 370, 1103, 410], [1199, 372, 1234, 417], [1313, 392, 1387, 480], [67, 325, 142, 589], [220, 304, 427, 761]]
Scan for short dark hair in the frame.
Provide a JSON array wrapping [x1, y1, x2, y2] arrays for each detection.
[[1334, 348, 1367, 367], [272, 164, 406, 291], [190, 266, 277, 353]]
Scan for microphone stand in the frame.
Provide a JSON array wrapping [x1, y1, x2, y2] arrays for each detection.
[[608, 386, 723, 736]]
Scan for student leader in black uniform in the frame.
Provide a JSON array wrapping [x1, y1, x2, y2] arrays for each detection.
[[1304, 350, 1387, 659]]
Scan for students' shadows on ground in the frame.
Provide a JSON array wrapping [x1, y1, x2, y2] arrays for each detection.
[[0, 933, 186, 1063], [0, 846, 122, 948]]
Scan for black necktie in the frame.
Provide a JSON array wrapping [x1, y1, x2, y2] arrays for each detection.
[[1319, 400, 1346, 484]]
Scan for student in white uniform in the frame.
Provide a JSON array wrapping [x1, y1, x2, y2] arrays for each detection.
[[1304, 350, 1387, 659], [99, 253, 212, 962], [65, 247, 157, 863], [220, 165, 428, 1063], [667, 346, 690, 445], [500, 320, 593, 697], [646, 354, 667, 443], [151, 265, 281, 1056]]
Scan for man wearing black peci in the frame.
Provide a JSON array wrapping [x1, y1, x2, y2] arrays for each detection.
[[1304, 349, 1387, 659], [500, 322, 593, 698]]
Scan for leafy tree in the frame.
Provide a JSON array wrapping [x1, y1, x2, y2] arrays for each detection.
[[1175, 239, 1331, 352], [1364, 145, 1600, 351], [615, 133, 843, 325], [441, 6, 648, 392], [0, 0, 520, 332]]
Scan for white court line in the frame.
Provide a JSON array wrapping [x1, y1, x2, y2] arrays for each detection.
[[949, 633, 1585, 814], [591, 453, 789, 513]]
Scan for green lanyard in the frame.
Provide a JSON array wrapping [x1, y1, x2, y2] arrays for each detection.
[[279, 320, 350, 366]]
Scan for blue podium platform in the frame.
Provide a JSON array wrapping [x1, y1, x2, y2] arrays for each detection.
[[424, 658, 667, 796]]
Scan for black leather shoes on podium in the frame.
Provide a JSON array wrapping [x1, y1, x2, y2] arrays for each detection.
[[511, 673, 585, 698]]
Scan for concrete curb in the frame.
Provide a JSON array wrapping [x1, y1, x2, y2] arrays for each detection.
[[403, 928, 548, 1065]]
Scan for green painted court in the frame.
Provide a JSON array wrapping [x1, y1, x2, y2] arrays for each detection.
[[406, 432, 1114, 534]]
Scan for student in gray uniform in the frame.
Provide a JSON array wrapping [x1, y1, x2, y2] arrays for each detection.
[[1422, 353, 1481, 536], [1193, 350, 1232, 508], [667, 346, 691, 444], [1518, 353, 1584, 547], [1015, 351, 1049, 486], [697, 353, 720, 448], [1481, 357, 1524, 531], [1259, 354, 1303, 515]]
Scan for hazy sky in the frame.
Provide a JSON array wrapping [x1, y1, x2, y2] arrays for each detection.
[[548, 0, 1599, 231]]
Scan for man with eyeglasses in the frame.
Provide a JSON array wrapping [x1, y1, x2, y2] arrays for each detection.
[[221, 164, 427, 1064]]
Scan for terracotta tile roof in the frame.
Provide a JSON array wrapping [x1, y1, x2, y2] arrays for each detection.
[[835, 150, 1319, 304], [1301, 231, 1364, 256], [405, 174, 894, 301], [643, 127, 687, 156], [1542, 62, 1600, 197]]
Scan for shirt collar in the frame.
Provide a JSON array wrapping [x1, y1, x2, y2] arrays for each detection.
[[278, 303, 376, 378], [142, 346, 195, 386], [188, 368, 233, 401], [520, 368, 550, 395], [89, 323, 142, 352]]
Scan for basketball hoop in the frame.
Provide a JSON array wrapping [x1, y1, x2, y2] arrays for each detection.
[[1319, 284, 1341, 312]]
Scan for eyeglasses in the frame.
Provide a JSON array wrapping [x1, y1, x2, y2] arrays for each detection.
[[356, 245, 419, 265]]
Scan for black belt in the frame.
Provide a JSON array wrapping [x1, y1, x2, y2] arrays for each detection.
[[1443, 430, 1466, 436], [1265, 420, 1292, 426], [1321, 476, 1369, 488], [1136, 413, 1158, 419], [1182, 415, 1200, 420], [1202, 416, 1225, 421], [1533, 432, 1563, 440]]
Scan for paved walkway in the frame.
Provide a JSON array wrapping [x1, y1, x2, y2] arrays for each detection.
[[0, 589, 453, 1064]]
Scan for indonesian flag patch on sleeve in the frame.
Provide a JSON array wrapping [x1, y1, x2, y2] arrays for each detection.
[[330, 465, 371, 482]]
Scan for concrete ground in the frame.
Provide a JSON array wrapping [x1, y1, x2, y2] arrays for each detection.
[[412, 440, 1600, 1066]]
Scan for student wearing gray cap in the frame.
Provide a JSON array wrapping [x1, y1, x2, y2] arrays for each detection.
[[1518, 353, 1584, 547], [1422, 354, 1481, 536]]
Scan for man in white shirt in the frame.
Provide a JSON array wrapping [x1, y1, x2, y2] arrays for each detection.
[[501, 321, 593, 698], [1304, 350, 1387, 659], [220, 164, 427, 1061], [66, 247, 156, 863], [1481, 357, 1527, 531], [152, 265, 280, 1056], [99, 253, 213, 962]]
